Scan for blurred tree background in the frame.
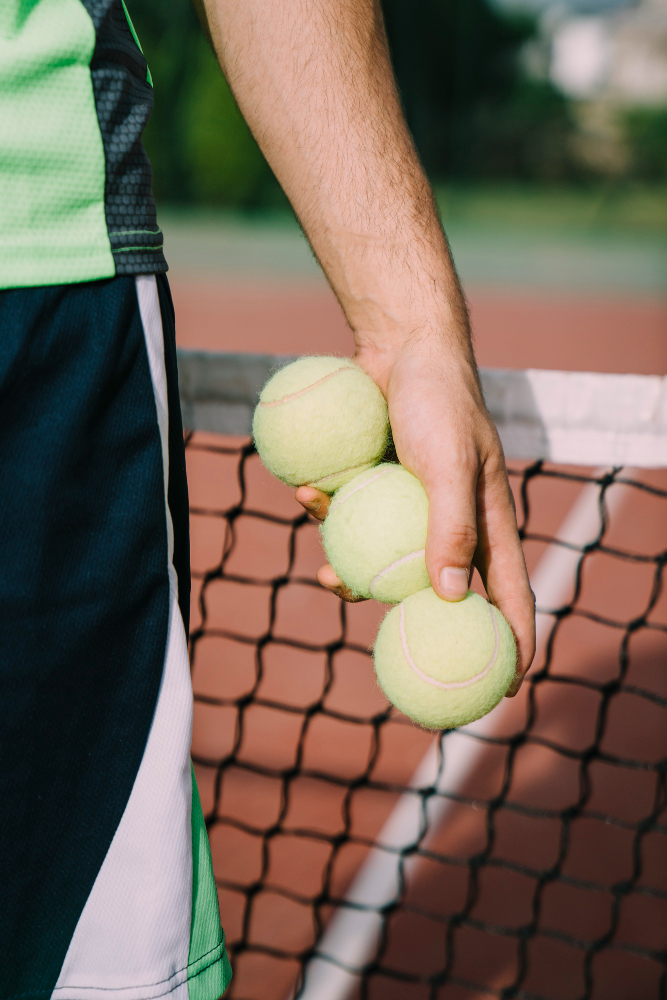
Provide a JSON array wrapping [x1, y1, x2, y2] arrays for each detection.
[[127, 0, 667, 211], [127, 0, 276, 208]]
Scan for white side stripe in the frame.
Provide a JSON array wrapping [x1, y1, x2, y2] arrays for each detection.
[[53, 276, 194, 1000]]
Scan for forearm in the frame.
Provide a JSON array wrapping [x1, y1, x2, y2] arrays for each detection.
[[197, 0, 473, 385], [199, 0, 535, 681]]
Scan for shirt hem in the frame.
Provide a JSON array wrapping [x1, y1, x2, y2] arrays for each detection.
[[0, 253, 169, 289], [0, 252, 116, 290]]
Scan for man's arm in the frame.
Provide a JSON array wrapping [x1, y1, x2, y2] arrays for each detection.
[[195, 0, 535, 691]]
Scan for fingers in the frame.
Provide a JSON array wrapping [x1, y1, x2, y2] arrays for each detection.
[[296, 486, 367, 603], [473, 461, 536, 695], [423, 438, 535, 696], [316, 563, 367, 602], [425, 454, 478, 603], [295, 463, 535, 687], [295, 486, 330, 522]]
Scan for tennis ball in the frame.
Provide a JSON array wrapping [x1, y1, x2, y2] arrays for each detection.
[[374, 589, 516, 729], [321, 463, 429, 602], [252, 356, 389, 493]]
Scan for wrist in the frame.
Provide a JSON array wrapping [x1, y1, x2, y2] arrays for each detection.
[[354, 319, 477, 396]]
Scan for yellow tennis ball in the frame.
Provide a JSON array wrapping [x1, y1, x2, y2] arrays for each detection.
[[374, 589, 516, 729], [252, 356, 389, 493], [321, 463, 429, 602]]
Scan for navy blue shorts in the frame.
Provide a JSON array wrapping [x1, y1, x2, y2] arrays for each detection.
[[0, 275, 231, 999]]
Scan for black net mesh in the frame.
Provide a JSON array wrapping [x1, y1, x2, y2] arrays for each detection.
[[185, 431, 667, 1000]]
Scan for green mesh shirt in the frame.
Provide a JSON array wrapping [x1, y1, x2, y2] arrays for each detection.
[[0, 0, 167, 288]]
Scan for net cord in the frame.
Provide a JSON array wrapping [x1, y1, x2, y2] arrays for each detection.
[[177, 350, 667, 469]]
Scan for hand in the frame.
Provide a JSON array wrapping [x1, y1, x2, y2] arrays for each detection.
[[297, 340, 536, 697], [201, 0, 533, 690], [294, 489, 368, 602]]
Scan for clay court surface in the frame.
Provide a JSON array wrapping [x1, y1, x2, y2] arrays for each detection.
[[165, 211, 667, 374], [167, 217, 666, 999], [171, 281, 666, 376]]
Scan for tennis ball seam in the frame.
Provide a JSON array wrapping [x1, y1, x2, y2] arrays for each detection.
[[258, 365, 356, 407], [328, 466, 393, 510], [308, 461, 377, 488], [399, 599, 499, 690], [369, 549, 426, 599], [253, 356, 389, 493]]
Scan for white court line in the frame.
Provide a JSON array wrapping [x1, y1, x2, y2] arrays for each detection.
[[292, 469, 632, 1000]]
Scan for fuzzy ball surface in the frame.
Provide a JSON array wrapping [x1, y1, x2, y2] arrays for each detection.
[[321, 463, 429, 602], [252, 356, 388, 493], [374, 589, 516, 729]]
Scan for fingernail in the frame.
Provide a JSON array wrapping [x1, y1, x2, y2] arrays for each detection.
[[506, 672, 522, 697], [303, 500, 320, 512], [440, 567, 468, 601]]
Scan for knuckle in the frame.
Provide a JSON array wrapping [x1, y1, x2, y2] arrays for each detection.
[[450, 445, 480, 477], [446, 524, 478, 551]]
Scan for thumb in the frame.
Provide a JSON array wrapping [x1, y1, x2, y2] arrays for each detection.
[[425, 471, 478, 602]]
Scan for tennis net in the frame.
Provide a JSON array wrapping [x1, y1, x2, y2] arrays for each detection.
[[180, 350, 667, 1000]]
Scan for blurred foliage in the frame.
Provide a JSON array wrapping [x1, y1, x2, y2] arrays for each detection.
[[381, 0, 575, 181], [624, 107, 667, 183], [128, 0, 666, 209], [127, 0, 282, 209], [466, 81, 574, 181], [181, 43, 274, 205], [435, 182, 667, 233]]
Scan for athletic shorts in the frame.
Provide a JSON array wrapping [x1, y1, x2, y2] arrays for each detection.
[[0, 275, 232, 999]]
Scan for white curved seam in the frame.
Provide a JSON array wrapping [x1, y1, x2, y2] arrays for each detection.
[[259, 365, 355, 407], [399, 600, 500, 690], [369, 549, 425, 597], [328, 466, 392, 508], [307, 461, 377, 489]]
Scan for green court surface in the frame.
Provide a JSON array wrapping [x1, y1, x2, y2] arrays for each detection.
[[159, 185, 667, 294]]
